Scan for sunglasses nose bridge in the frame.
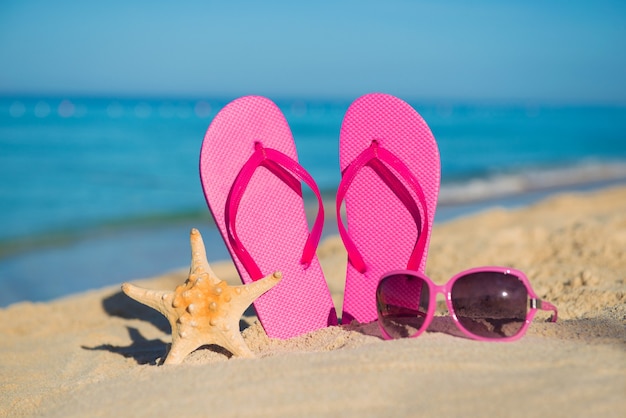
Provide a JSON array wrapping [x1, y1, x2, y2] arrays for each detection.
[[432, 283, 448, 300], [430, 283, 452, 317]]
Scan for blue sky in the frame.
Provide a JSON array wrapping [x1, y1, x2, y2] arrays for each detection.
[[0, 0, 625, 103]]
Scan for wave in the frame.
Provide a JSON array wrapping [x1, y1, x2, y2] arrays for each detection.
[[438, 161, 626, 205], [2, 161, 626, 260], [0, 209, 211, 260]]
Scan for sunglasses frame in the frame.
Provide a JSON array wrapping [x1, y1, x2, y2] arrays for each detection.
[[376, 266, 558, 342]]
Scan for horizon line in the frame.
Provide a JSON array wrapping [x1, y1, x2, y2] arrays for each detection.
[[1, 92, 625, 108]]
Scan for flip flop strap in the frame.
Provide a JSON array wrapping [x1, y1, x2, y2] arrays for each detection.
[[336, 140, 429, 273], [226, 142, 324, 280]]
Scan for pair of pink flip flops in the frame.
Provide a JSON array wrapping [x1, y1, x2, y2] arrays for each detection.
[[200, 93, 440, 339]]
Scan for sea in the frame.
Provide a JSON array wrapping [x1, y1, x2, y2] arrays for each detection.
[[1, 96, 625, 307]]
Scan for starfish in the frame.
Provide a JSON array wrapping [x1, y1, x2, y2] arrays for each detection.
[[121, 228, 282, 365]]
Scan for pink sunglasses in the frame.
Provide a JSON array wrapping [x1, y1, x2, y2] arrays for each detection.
[[376, 266, 558, 341]]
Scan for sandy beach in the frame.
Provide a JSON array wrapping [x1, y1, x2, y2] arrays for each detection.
[[1, 186, 624, 417]]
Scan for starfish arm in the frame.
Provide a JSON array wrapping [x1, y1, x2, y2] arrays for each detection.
[[189, 228, 217, 278], [121, 283, 174, 317], [230, 271, 283, 314], [214, 327, 255, 358], [163, 337, 202, 365]]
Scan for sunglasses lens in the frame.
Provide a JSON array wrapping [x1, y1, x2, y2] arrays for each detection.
[[451, 271, 528, 339], [376, 273, 430, 339]]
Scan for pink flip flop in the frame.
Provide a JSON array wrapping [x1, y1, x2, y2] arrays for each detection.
[[337, 93, 441, 324], [200, 96, 338, 339]]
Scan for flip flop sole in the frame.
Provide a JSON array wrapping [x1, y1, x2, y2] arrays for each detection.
[[339, 93, 440, 324], [200, 96, 337, 339]]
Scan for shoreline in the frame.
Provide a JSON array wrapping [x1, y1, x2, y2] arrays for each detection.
[[1, 179, 625, 308], [1, 184, 624, 417]]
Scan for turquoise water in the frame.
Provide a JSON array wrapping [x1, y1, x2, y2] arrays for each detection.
[[1, 96, 626, 306]]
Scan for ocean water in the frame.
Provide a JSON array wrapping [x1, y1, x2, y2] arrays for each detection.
[[1, 96, 625, 306]]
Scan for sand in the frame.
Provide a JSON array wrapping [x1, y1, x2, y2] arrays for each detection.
[[1, 186, 624, 417]]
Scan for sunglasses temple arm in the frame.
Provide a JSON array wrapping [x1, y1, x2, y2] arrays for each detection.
[[540, 300, 558, 322]]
